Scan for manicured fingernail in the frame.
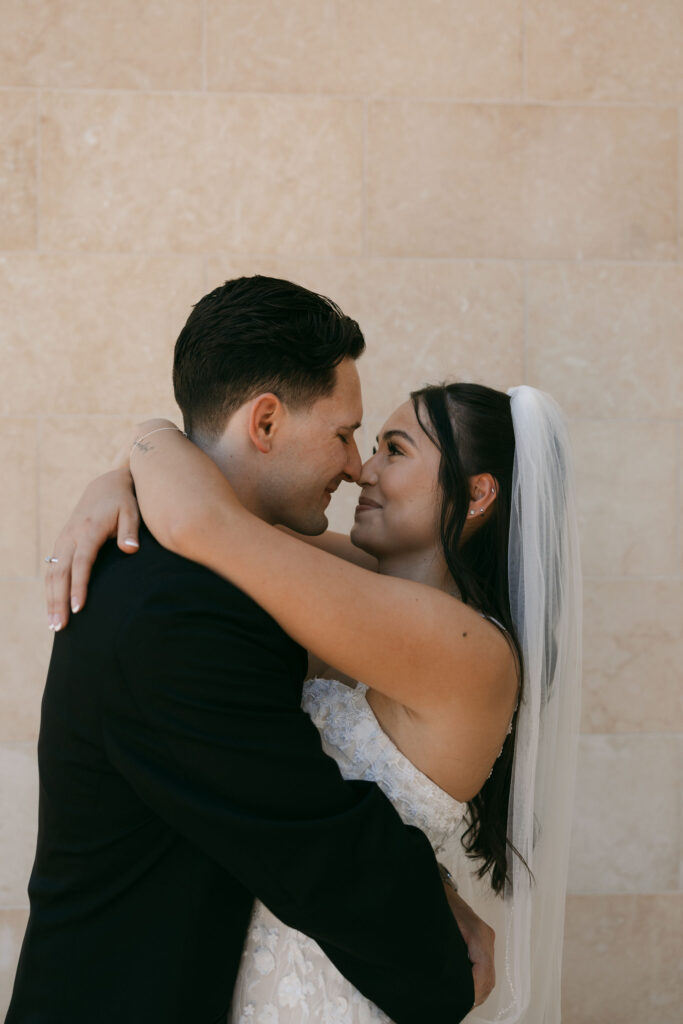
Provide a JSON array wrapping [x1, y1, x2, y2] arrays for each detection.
[[71, 599, 80, 613], [48, 614, 62, 631], [123, 538, 139, 548]]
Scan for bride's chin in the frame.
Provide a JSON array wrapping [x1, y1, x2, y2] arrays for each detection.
[[349, 522, 380, 557], [349, 524, 364, 549], [349, 522, 370, 547]]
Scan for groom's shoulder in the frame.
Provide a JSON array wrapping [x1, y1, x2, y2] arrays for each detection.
[[85, 531, 307, 705], [93, 523, 223, 591], [93, 523, 294, 644]]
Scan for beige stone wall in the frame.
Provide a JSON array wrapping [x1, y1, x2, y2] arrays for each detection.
[[1, 2, 681, 1020]]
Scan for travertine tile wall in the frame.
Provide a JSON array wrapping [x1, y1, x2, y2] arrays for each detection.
[[0, 2, 681, 1020]]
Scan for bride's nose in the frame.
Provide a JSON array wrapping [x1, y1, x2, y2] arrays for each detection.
[[358, 455, 379, 486]]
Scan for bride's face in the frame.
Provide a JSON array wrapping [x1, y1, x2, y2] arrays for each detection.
[[350, 400, 443, 562]]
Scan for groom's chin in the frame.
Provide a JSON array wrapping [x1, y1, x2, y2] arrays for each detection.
[[305, 511, 329, 536], [280, 508, 328, 537]]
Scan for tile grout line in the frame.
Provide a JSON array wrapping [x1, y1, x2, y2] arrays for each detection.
[[0, 83, 680, 111], [35, 90, 41, 251], [576, 732, 682, 740], [566, 890, 683, 898], [528, 260, 532, 380], [521, 0, 527, 101], [36, 416, 43, 575], [583, 574, 682, 581], [567, 415, 683, 423], [678, 106, 682, 261], [361, 99, 368, 257], [676, 421, 681, 572], [201, 0, 207, 91], [0, 251, 681, 268]]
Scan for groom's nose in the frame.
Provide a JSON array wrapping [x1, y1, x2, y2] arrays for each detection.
[[342, 438, 362, 482]]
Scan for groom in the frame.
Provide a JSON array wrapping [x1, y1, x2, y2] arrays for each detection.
[[8, 277, 491, 1023]]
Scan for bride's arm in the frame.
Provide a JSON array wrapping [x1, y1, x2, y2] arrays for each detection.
[[131, 426, 513, 720], [44, 419, 173, 630], [45, 415, 375, 630], [279, 535, 376, 681]]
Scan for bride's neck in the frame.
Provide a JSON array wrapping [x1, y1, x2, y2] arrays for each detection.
[[376, 549, 455, 595]]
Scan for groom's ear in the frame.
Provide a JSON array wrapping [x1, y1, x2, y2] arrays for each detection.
[[247, 393, 283, 454]]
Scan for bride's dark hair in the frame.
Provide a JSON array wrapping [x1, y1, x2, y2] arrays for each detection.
[[410, 382, 525, 895]]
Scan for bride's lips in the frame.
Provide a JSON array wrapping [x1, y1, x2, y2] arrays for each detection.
[[355, 496, 382, 515]]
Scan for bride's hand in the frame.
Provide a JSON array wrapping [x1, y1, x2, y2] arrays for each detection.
[[45, 467, 140, 631], [443, 886, 495, 1007]]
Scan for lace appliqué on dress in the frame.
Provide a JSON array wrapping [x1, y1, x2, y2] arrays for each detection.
[[229, 679, 468, 1024]]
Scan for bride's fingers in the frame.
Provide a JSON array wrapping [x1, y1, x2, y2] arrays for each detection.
[[69, 532, 105, 618], [116, 499, 140, 554], [45, 540, 75, 632], [471, 960, 495, 1007]]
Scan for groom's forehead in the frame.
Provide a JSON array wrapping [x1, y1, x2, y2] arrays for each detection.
[[333, 357, 363, 412], [305, 361, 362, 424]]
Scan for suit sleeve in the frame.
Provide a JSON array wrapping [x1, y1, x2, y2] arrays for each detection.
[[106, 569, 475, 1023]]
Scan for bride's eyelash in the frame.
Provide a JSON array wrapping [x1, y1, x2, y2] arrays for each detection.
[[371, 442, 402, 457]]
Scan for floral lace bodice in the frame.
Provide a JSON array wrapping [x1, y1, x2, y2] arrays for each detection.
[[230, 678, 468, 1024], [303, 678, 467, 855]]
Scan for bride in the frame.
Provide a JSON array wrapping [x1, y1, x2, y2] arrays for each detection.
[[47, 380, 581, 1023]]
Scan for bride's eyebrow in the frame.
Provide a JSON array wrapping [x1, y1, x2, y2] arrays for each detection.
[[376, 429, 417, 447]]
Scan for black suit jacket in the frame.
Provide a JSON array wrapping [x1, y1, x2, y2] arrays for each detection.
[[6, 525, 474, 1023]]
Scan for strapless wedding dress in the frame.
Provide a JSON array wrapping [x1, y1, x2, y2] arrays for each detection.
[[229, 678, 467, 1024]]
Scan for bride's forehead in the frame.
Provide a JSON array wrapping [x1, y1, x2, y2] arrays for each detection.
[[379, 400, 419, 435]]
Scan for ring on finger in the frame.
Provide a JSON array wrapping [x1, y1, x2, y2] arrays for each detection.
[[44, 556, 59, 564]]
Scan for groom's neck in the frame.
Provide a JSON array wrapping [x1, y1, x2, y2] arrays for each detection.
[[191, 433, 275, 525]]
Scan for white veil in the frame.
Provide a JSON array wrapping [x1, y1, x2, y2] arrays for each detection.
[[444, 385, 582, 1023]]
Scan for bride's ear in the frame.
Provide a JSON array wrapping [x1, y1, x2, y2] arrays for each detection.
[[467, 473, 498, 518], [247, 393, 283, 454]]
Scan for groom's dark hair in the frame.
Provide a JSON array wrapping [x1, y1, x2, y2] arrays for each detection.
[[173, 275, 365, 442]]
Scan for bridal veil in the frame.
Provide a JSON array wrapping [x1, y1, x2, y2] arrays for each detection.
[[446, 385, 582, 1024]]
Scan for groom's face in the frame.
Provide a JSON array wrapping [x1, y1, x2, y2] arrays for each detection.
[[267, 358, 364, 535]]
